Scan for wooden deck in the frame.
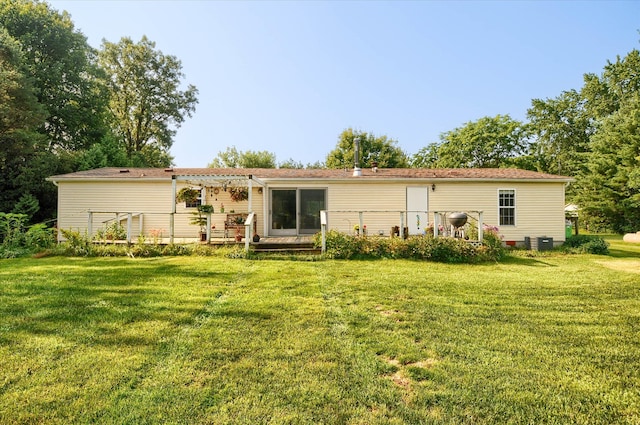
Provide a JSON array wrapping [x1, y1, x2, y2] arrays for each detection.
[[112, 235, 318, 253]]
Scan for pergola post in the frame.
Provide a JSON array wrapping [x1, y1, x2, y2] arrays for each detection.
[[206, 212, 211, 242], [88, 211, 93, 239], [170, 176, 176, 243], [248, 176, 253, 213], [126, 213, 132, 244], [320, 210, 327, 254], [245, 212, 255, 252]]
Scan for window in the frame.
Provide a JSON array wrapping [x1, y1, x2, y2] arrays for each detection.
[[186, 189, 203, 208], [498, 189, 515, 226]]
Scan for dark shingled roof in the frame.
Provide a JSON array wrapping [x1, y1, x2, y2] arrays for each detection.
[[48, 167, 573, 182]]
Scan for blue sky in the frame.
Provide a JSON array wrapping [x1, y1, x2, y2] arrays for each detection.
[[49, 0, 640, 167]]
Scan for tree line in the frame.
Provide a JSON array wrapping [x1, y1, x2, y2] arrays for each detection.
[[408, 47, 640, 233], [210, 50, 640, 234], [0, 0, 197, 223], [1, 0, 638, 233]]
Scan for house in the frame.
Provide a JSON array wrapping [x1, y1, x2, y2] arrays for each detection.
[[47, 166, 573, 247]]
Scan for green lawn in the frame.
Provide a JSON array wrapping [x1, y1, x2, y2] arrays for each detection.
[[1, 240, 639, 424]]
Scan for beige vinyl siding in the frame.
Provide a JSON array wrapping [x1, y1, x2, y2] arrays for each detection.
[[327, 181, 407, 235], [506, 183, 566, 242], [265, 179, 566, 241], [57, 181, 267, 240], [56, 175, 567, 244], [57, 180, 175, 239], [429, 181, 566, 242]]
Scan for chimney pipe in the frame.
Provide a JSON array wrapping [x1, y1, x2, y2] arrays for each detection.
[[353, 135, 362, 177]]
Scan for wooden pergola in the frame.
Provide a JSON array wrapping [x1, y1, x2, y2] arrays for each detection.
[[170, 173, 267, 250]]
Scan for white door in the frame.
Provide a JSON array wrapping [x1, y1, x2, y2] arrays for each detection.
[[406, 187, 428, 235]]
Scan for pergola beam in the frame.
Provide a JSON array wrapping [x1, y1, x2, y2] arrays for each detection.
[[170, 174, 265, 245]]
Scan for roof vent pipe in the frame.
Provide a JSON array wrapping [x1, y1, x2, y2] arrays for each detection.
[[353, 135, 362, 177]]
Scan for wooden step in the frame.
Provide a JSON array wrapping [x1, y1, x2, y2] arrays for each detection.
[[251, 242, 319, 254]]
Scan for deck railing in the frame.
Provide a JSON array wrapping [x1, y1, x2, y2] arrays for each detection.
[[318, 209, 484, 254]]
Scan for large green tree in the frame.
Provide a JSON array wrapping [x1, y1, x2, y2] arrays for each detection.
[[325, 129, 408, 169], [0, 0, 106, 221], [526, 90, 592, 177], [582, 49, 640, 120], [412, 115, 528, 169], [410, 142, 440, 168], [98, 36, 198, 167], [574, 95, 640, 233], [0, 27, 45, 216], [208, 146, 277, 168], [571, 48, 640, 232], [278, 158, 305, 169], [0, 0, 107, 151]]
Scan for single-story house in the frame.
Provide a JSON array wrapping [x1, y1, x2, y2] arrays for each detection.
[[47, 166, 573, 247]]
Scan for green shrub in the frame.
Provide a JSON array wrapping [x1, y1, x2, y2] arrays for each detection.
[[314, 231, 501, 263], [429, 237, 477, 263], [59, 229, 93, 257], [225, 246, 251, 259], [563, 235, 609, 255], [582, 238, 610, 255], [191, 244, 218, 256], [24, 223, 56, 250], [162, 244, 193, 256], [91, 244, 124, 257], [94, 222, 127, 241], [563, 235, 594, 248], [0, 213, 28, 247], [0, 246, 29, 259], [55, 231, 250, 259], [314, 230, 357, 259], [0, 213, 56, 258], [126, 240, 165, 258], [481, 227, 506, 261]]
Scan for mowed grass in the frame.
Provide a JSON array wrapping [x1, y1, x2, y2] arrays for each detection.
[[1, 241, 639, 424]]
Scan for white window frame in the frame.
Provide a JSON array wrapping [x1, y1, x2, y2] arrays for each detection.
[[185, 188, 204, 209], [498, 189, 516, 226]]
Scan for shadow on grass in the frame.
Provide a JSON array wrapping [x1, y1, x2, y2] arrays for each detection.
[[0, 259, 237, 347], [608, 246, 640, 259], [209, 308, 273, 321], [603, 235, 640, 259], [500, 254, 559, 267]]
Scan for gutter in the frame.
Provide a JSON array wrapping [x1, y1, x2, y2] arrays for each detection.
[[257, 177, 575, 184], [45, 177, 172, 184]]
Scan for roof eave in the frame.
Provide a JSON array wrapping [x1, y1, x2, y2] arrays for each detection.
[[46, 177, 172, 183], [260, 176, 574, 184]]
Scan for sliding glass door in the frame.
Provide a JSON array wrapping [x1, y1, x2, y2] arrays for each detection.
[[299, 189, 325, 234], [270, 188, 326, 236], [270, 189, 297, 235]]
